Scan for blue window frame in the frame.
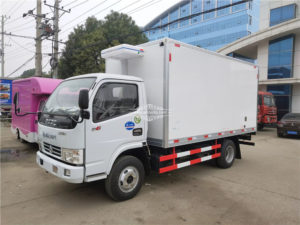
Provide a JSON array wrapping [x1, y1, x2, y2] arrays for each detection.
[[217, 0, 230, 16], [192, 0, 202, 23], [169, 9, 179, 30], [192, 0, 202, 13], [232, 0, 247, 12], [267, 85, 292, 120], [204, 0, 215, 20], [161, 15, 168, 32], [150, 21, 161, 35], [268, 35, 294, 79], [270, 4, 296, 26]]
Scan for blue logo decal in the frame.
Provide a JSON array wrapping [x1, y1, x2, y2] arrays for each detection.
[[125, 121, 135, 130]]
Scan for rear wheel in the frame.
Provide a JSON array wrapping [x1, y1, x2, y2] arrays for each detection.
[[216, 139, 236, 169], [277, 130, 283, 137], [16, 129, 25, 142], [105, 155, 144, 201], [16, 129, 20, 140]]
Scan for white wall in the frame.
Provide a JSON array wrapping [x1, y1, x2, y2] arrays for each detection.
[[292, 84, 300, 112], [259, 0, 300, 30], [293, 34, 300, 79], [257, 40, 269, 80]]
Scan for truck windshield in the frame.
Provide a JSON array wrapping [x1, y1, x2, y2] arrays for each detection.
[[43, 78, 96, 116], [263, 95, 276, 107]]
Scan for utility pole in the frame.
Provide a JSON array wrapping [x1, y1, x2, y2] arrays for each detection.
[[53, 0, 59, 78], [1, 15, 5, 77], [35, 0, 42, 76], [44, 0, 70, 78]]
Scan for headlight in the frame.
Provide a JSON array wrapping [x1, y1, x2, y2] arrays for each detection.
[[62, 148, 83, 165]]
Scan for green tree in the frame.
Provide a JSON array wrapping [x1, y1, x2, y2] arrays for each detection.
[[58, 12, 148, 79], [20, 68, 49, 78]]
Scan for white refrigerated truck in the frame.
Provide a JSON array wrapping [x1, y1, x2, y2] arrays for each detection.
[[29, 38, 257, 201]]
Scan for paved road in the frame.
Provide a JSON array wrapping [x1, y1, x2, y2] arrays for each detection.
[[1, 122, 300, 225]]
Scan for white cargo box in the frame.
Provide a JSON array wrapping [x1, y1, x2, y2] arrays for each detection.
[[102, 38, 258, 148]]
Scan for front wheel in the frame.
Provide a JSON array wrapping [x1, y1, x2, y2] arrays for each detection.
[[105, 155, 145, 201], [216, 139, 236, 169]]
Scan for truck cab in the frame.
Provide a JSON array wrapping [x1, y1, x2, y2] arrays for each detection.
[[37, 73, 147, 184], [258, 91, 277, 130]]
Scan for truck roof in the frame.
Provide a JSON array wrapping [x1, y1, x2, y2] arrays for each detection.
[[65, 73, 144, 82], [13, 77, 62, 95], [138, 38, 256, 67]]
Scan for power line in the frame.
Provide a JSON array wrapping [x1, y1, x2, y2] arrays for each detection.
[[63, 0, 80, 7], [9, 37, 35, 53], [7, 18, 35, 31], [125, 0, 158, 14], [6, 1, 21, 16], [118, 0, 142, 12], [7, 55, 35, 77], [60, 0, 110, 29], [128, 0, 163, 15], [66, 0, 89, 10], [60, 0, 123, 36], [11, 24, 34, 33], [5, 16, 23, 25], [9, 0, 27, 18], [1, 32, 35, 40]]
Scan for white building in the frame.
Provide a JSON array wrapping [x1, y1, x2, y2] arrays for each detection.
[[218, 0, 300, 119]]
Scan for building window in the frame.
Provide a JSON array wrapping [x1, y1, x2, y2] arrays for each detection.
[[268, 35, 294, 79], [204, 0, 215, 20], [180, 2, 190, 27], [270, 4, 296, 27], [192, 0, 202, 13], [232, 0, 247, 12], [161, 15, 168, 32], [169, 9, 179, 30], [267, 85, 292, 120], [217, 0, 230, 16]]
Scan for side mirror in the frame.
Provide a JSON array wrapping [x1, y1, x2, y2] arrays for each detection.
[[78, 89, 89, 110], [13, 92, 18, 106]]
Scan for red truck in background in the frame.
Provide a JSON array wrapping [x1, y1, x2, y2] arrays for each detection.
[[257, 91, 277, 130]]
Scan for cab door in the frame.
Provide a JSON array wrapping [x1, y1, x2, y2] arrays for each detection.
[[85, 80, 146, 177]]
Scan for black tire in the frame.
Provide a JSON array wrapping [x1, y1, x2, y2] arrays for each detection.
[[105, 155, 145, 201], [16, 129, 20, 140], [216, 139, 236, 169], [258, 124, 263, 131]]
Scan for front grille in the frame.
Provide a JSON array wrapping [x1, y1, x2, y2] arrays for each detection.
[[43, 142, 61, 157]]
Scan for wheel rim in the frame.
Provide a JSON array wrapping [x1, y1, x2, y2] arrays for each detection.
[[118, 166, 139, 193], [225, 145, 234, 163]]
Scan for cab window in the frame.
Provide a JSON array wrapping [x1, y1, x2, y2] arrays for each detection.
[[93, 83, 138, 122]]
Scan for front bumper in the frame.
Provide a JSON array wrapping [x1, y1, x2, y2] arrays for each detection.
[[36, 151, 84, 183], [263, 115, 277, 124], [277, 128, 300, 136]]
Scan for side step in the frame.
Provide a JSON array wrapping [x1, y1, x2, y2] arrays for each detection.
[[159, 143, 221, 174]]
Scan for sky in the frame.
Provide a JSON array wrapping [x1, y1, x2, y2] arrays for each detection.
[[1, 0, 181, 78]]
